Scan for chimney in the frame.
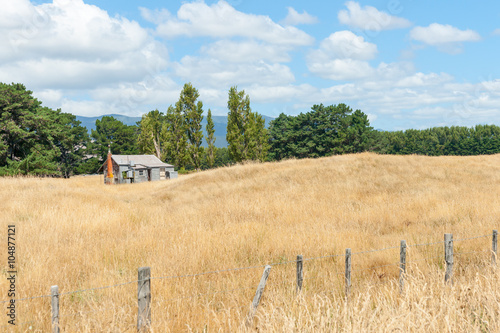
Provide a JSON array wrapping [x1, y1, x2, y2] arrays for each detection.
[[106, 144, 114, 184]]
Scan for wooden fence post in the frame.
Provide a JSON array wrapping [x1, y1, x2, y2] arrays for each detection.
[[246, 265, 271, 327], [345, 248, 351, 300], [492, 230, 498, 267], [51, 285, 59, 333], [137, 267, 151, 332], [444, 234, 453, 283], [399, 240, 406, 293], [296, 255, 303, 293]]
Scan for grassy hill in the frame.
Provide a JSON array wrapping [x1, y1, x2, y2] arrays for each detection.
[[1, 153, 499, 331]]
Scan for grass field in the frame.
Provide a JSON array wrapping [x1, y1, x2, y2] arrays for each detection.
[[1, 153, 500, 332]]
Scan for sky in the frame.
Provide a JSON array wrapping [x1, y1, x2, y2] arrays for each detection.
[[1, 0, 500, 131]]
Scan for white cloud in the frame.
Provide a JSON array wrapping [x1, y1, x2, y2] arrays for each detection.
[[308, 58, 375, 81], [374, 62, 414, 81], [0, 0, 168, 89], [493, 29, 500, 36], [281, 7, 318, 26], [410, 23, 481, 53], [396, 72, 454, 87], [58, 76, 181, 117], [33, 89, 64, 106], [246, 84, 317, 103], [338, 1, 411, 31], [60, 99, 116, 117], [0, 50, 167, 90], [155, 0, 314, 46], [3, 0, 152, 62], [173, 56, 295, 88], [201, 40, 291, 63], [315, 31, 377, 60], [139, 7, 172, 25], [411, 106, 455, 120], [307, 31, 377, 80]]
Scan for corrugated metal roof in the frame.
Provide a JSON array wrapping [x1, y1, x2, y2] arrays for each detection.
[[111, 155, 174, 168]]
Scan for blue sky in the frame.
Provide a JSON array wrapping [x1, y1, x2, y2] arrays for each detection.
[[1, 0, 500, 130]]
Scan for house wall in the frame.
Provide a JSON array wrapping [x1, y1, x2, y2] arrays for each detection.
[[134, 169, 149, 183], [118, 165, 131, 184], [167, 171, 178, 179], [104, 160, 175, 184], [150, 168, 161, 181]]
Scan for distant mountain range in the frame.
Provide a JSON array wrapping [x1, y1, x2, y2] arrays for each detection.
[[75, 114, 274, 148]]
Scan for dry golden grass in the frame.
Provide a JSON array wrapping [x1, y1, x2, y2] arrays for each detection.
[[1, 152, 500, 332]]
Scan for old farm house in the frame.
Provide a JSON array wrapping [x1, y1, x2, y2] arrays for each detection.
[[99, 150, 177, 184]]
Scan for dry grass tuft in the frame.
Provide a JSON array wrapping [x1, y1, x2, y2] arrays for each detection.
[[1, 153, 499, 331]]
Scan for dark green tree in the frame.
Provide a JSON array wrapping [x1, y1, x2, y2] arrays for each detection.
[[267, 103, 374, 160], [50, 111, 89, 177], [267, 113, 293, 161], [343, 109, 374, 153], [376, 125, 500, 156], [91, 116, 138, 161], [0, 83, 89, 177]]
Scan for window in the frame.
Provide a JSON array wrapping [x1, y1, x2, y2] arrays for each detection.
[[139, 170, 144, 176]]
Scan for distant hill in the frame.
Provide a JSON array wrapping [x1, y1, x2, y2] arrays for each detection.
[[75, 113, 274, 148]]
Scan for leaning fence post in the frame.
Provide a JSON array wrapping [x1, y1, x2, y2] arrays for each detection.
[[246, 265, 271, 327], [444, 233, 453, 283], [51, 285, 59, 333], [137, 267, 151, 332], [296, 255, 303, 293], [399, 240, 406, 293], [345, 248, 351, 300], [492, 230, 498, 267]]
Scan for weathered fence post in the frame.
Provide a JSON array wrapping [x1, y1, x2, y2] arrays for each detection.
[[296, 255, 303, 293], [246, 265, 271, 327], [444, 233, 453, 283], [492, 230, 498, 267], [345, 248, 351, 300], [51, 285, 59, 333], [399, 240, 406, 293], [137, 267, 151, 332]]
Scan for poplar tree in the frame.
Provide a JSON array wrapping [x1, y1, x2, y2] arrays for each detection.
[[250, 112, 270, 161], [205, 108, 216, 168], [164, 105, 188, 169], [226, 86, 250, 162], [226, 86, 269, 162], [178, 83, 204, 171], [137, 109, 165, 160]]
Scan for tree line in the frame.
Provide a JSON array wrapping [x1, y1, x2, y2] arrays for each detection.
[[1, 82, 499, 177]]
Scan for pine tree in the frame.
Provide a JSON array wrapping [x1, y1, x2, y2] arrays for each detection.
[[0, 83, 89, 176], [205, 108, 216, 168], [91, 116, 139, 161]]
